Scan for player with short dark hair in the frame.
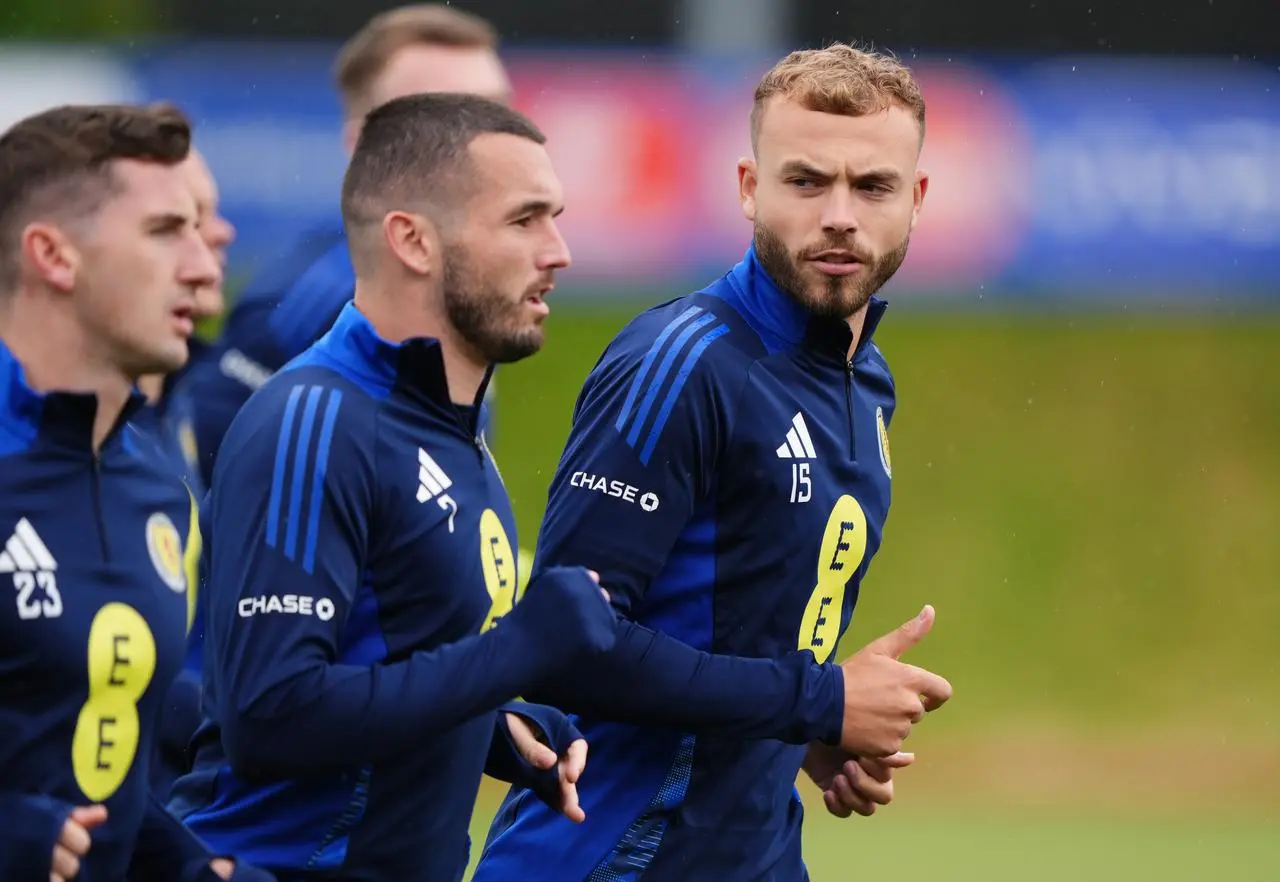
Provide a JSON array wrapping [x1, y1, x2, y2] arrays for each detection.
[[168, 92, 617, 882], [179, 3, 510, 491], [476, 44, 953, 881], [0, 102, 268, 882]]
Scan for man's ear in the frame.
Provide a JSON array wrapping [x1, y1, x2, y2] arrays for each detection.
[[21, 221, 79, 293], [738, 158, 759, 222], [382, 211, 437, 277], [910, 170, 929, 232]]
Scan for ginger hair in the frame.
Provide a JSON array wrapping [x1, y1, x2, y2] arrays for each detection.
[[751, 43, 926, 152]]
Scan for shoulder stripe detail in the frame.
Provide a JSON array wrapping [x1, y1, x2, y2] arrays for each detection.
[[267, 384, 344, 573], [283, 387, 324, 560], [624, 312, 717, 450], [266, 384, 305, 548], [614, 305, 704, 435], [613, 305, 729, 465], [640, 323, 730, 465], [303, 389, 344, 574]]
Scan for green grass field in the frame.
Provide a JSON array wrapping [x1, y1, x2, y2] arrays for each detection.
[[464, 786, 1280, 881], [472, 308, 1280, 880]]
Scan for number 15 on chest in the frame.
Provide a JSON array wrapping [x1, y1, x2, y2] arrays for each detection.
[[790, 462, 812, 504]]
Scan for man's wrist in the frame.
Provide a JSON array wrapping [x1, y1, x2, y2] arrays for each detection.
[[813, 661, 846, 746]]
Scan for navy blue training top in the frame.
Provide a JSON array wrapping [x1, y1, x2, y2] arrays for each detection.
[[170, 303, 557, 882], [477, 246, 896, 882], [0, 341, 218, 882]]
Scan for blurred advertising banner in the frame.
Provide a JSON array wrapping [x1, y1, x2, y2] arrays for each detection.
[[2, 44, 1276, 305]]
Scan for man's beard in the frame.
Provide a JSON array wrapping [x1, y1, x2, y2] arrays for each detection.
[[754, 220, 910, 320], [442, 247, 545, 365]]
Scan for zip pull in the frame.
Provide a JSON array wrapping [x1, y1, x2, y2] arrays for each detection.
[[844, 360, 856, 458]]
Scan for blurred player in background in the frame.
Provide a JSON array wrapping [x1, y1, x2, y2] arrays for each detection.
[[0, 103, 269, 882], [168, 93, 617, 882], [127, 144, 237, 800], [476, 44, 951, 881], [178, 3, 510, 491]]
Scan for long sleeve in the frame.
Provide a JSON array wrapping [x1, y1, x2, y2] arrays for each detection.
[[206, 381, 609, 778], [523, 312, 845, 744], [0, 793, 71, 882], [528, 622, 844, 745]]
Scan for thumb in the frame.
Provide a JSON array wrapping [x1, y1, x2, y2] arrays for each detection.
[[877, 751, 916, 769], [865, 605, 934, 660], [70, 804, 109, 830]]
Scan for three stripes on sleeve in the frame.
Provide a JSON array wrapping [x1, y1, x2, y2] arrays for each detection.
[[266, 384, 345, 575], [614, 305, 730, 466]]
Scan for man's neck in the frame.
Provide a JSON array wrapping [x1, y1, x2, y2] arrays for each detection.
[[0, 296, 134, 452], [353, 283, 488, 406]]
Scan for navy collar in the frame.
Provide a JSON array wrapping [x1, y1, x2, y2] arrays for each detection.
[[317, 302, 493, 412], [721, 244, 888, 363], [0, 340, 146, 454]]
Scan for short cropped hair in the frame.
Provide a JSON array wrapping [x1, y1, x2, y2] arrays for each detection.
[[334, 4, 499, 117], [751, 43, 926, 152], [341, 92, 544, 263], [0, 102, 192, 294]]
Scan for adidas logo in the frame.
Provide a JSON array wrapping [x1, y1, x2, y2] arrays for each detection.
[[0, 518, 63, 619], [417, 448, 459, 533], [775, 412, 817, 460]]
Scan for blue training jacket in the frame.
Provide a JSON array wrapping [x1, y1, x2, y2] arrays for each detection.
[[0, 341, 225, 882], [476, 245, 896, 882], [169, 303, 605, 882]]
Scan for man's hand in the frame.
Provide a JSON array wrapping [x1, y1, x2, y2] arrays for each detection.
[[803, 743, 915, 818], [52, 804, 107, 881], [838, 605, 952, 757], [209, 858, 235, 879], [513, 567, 616, 661], [504, 712, 589, 823]]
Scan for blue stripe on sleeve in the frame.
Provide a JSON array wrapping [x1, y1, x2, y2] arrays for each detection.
[[624, 313, 717, 450], [283, 386, 323, 562], [266, 385, 305, 549], [639, 323, 730, 466], [614, 306, 702, 435], [303, 389, 344, 574]]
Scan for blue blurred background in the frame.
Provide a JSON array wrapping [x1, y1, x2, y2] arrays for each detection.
[[3, 1, 1277, 879]]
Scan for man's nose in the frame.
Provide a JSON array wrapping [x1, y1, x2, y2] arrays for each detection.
[[819, 191, 860, 235]]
